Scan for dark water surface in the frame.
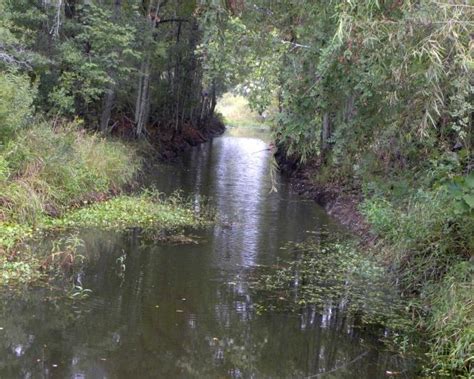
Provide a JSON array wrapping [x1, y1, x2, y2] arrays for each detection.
[[0, 128, 412, 378]]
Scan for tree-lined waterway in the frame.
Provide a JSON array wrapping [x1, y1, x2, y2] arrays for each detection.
[[0, 128, 413, 378]]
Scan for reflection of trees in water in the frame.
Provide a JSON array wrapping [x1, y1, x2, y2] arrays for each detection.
[[0, 136, 410, 378], [0, 231, 404, 378]]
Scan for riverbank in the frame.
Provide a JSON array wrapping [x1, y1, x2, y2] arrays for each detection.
[[287, 167, 374, 242], [0, 119, 221, 287], [0, 128, 412, 378], [146, 117, 226, 161], [276, 154, 473, 377]]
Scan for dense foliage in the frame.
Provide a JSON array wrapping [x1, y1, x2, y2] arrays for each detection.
[[0, 0, 472, 376], [1, 0, 220, 136], [198, 1, 473, 376]]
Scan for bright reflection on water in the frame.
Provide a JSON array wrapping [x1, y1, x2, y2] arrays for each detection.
[[0, 129, 412, 378]]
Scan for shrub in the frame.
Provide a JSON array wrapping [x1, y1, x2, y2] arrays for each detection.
[[0, 72, 35, 144]]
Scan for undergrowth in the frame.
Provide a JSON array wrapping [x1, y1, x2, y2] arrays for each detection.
[[0, 121, 140, 225], [359, 178, 474, 377], [423, 262, 473, 377], [0, 122, 215, 287]]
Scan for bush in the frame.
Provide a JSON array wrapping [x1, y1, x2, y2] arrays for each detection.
[[0, 72, 35, 144]]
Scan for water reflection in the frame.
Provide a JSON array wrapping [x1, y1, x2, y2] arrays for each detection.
[[0, 130, 412, 378]]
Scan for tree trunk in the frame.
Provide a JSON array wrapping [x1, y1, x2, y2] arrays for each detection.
[[100, 87, 115, 133], [344, 94, 356, 123], [320, 112, 331, 162], [209, 82, 217, 117], [51, 0, 63, 38], [99, 0, 121, 133], [134, 0, 162, 137], [135, 60, 151, 137]]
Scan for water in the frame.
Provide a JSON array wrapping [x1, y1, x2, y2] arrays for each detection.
[[0, 128, 412, 378]]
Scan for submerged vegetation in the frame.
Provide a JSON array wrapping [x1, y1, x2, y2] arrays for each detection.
[[253, 238, 408, 326]]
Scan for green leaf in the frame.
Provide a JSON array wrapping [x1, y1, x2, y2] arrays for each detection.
[[465, 173, 474, 189], [453, 200, 469, 215], [447, 183, 462, 197], [462, 194, 474, 209]]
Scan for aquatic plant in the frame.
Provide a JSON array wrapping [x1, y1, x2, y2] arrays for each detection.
[[48, 191, 212, 232], [252, 238, 410, 329]]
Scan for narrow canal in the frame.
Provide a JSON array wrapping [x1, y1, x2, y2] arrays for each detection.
[[0, 128, 412, 378]]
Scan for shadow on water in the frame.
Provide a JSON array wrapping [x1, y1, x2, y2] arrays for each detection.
[[0, 128, 414, 378]]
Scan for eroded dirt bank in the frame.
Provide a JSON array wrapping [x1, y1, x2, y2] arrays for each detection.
[[275, 151, 375, 244]]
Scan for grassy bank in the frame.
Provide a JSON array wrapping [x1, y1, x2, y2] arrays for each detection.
[[294, 167, 474, 377], [0, 121, 139, 225], [0, 123, 212, 287], [0, 121, 136, 283], [360, 184, 473, 377]]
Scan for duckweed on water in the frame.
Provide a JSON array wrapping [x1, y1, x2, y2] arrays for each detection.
[[252, 238, 413, 333], [0, 191, 214, 286], [250, 238, 422, 365], [47, 191, 212, 231]]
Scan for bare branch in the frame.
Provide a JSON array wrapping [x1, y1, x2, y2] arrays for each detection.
[[0, 45, 33, 69], [281, 40, 311, 49]]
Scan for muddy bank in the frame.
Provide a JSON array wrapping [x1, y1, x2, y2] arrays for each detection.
[[112, 116, 226, 161], [154, 117, 226, 160], [275, 150, 375, 243]]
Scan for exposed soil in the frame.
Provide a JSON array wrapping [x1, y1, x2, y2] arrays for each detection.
[[150, 117, 226, 160], [275, 150, 376, 244], [111, 115, 226, 161]]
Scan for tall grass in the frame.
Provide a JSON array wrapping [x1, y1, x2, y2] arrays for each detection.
[[425, 262, 473, 378], [361, 188, 473, 376], [0, 121, 140, 224]]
